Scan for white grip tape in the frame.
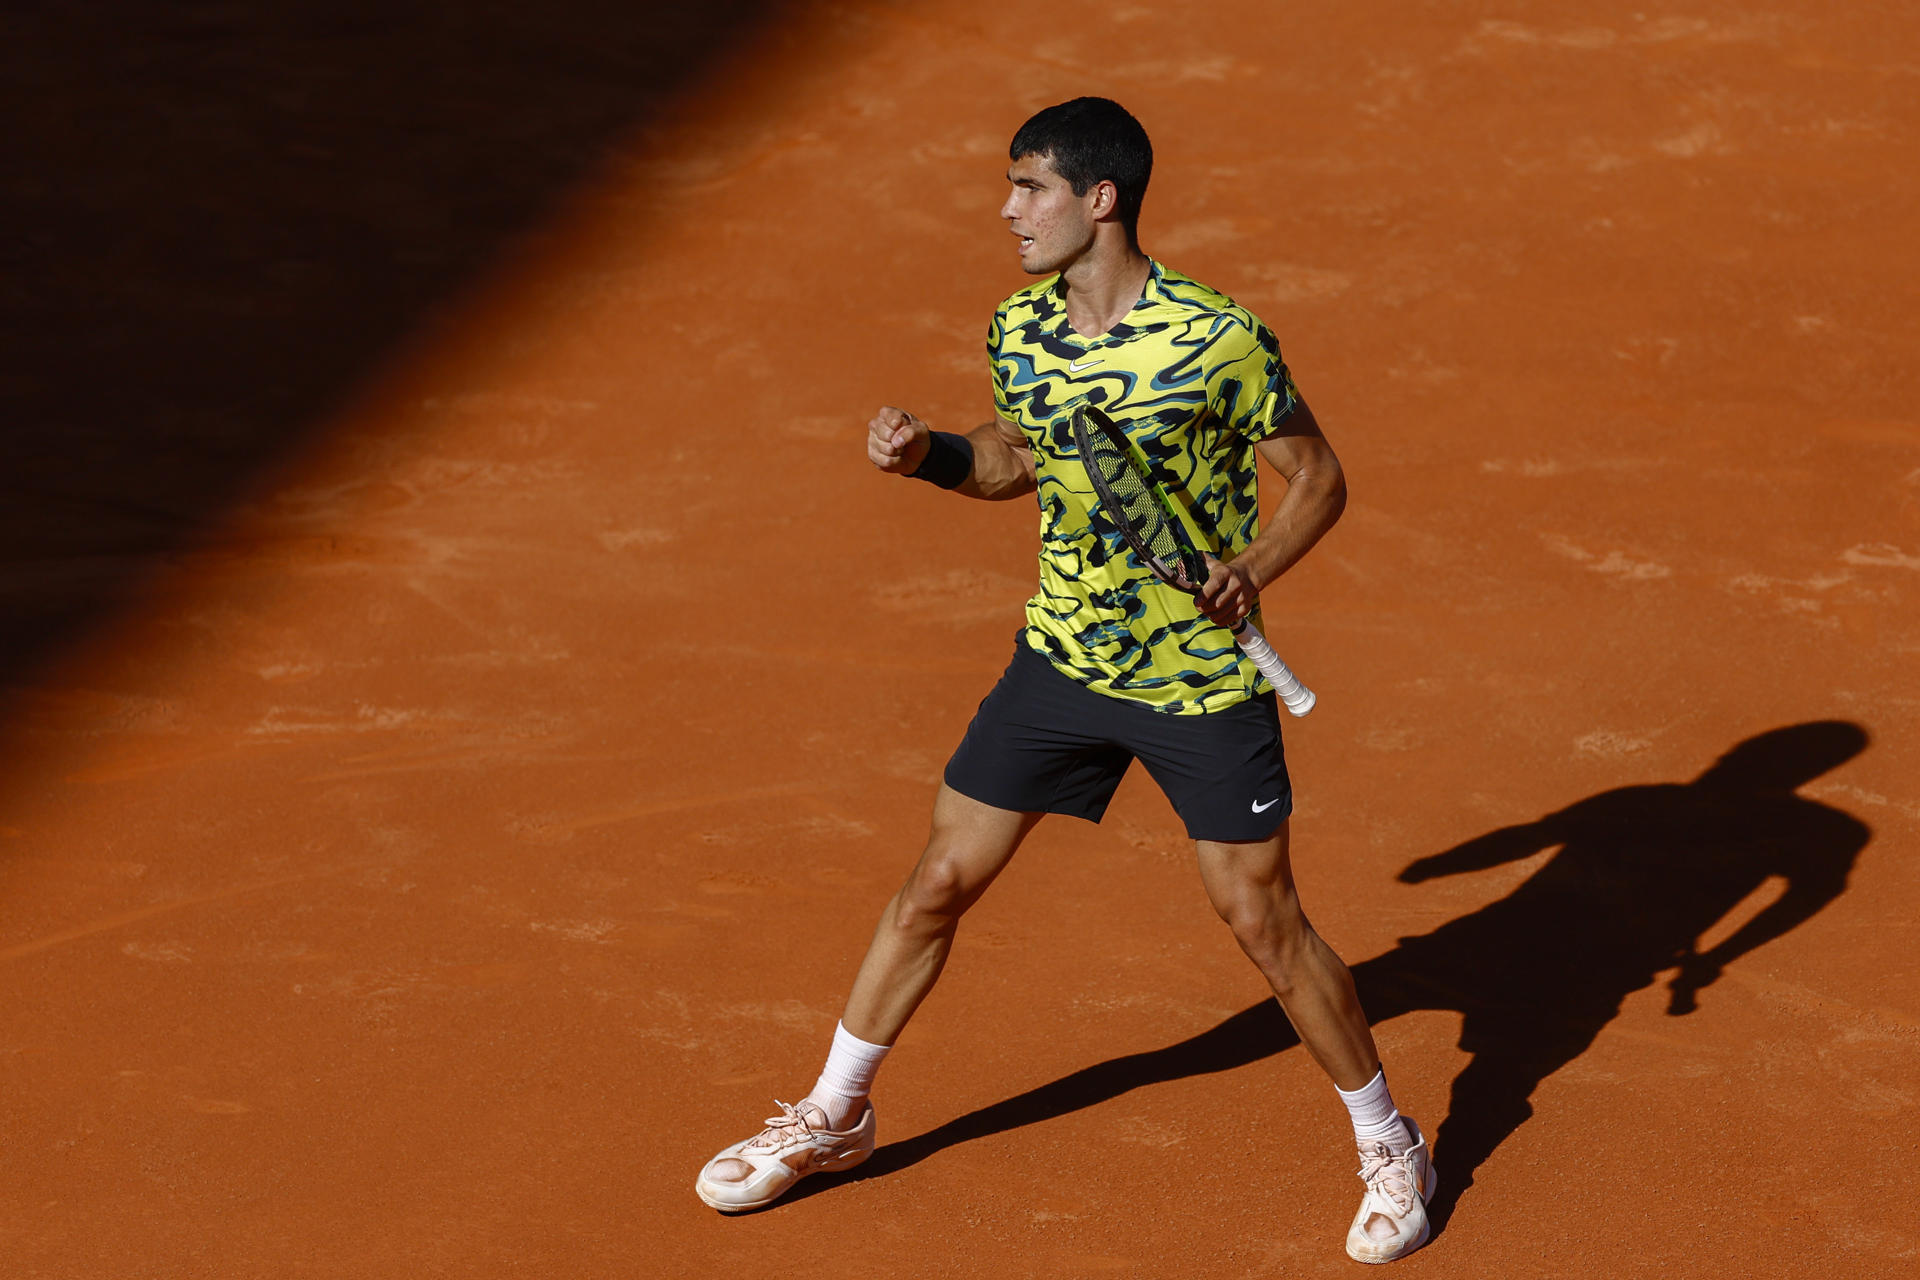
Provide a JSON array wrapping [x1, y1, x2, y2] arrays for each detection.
[[1232, 622, 1316, 717]]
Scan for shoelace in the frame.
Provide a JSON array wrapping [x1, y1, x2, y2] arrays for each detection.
[[1358, 1142, 1416, 1214], [743, 1100, 818, 1152]]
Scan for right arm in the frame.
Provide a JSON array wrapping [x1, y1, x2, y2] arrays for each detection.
[[865, 406, 1036, 501]]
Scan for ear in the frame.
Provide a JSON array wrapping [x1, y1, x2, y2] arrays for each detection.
[[1089, 179, 1118, 220]]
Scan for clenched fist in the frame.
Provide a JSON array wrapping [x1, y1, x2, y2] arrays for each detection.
[[867, 406, 931, 475]]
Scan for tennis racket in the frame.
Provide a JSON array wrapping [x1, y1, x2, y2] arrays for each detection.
[[1071, 402, 1317, 717]]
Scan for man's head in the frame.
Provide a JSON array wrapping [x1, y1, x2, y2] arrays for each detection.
[[1001, 97, 1152, 272]]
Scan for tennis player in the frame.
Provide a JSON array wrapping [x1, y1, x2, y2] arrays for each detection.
[[696, 97, 1432, 1264]]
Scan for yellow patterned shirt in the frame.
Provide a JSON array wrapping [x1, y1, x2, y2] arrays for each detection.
[[990, 260, 1301, 713]]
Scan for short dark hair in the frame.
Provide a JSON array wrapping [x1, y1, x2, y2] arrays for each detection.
[[1010, 97, 1153, 242]]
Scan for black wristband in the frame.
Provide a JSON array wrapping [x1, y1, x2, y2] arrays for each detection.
[[909, 431, 974, 489]]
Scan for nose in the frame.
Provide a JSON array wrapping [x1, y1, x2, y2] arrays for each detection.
[[999, 188, 1018, 221]]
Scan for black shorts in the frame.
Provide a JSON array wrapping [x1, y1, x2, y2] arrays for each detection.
[[944, 640, 1293, 842]]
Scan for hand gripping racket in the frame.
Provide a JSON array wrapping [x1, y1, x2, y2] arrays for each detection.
[[1071, 403, 1317, 716]]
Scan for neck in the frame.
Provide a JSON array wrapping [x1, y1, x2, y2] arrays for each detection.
[[1058, 234, 1151, 337]]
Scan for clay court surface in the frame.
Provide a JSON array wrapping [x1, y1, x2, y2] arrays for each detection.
[[4, 2, 1917, 1275]]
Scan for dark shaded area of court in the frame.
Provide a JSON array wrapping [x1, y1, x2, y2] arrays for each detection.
[[0, 0, 786, 691]]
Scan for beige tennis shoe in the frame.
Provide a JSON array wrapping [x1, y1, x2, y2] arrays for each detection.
[[1344, 1119, 1436, 1263], [695, 1100, 876, 1212]]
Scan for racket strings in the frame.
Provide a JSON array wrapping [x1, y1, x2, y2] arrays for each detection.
[[1073, 408, 1202, 587]]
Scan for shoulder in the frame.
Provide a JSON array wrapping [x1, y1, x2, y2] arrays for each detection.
[[1149, 263, 1277, 356]]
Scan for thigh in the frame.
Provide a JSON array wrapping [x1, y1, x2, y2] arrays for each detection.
[[926, 782, 1044, 876], [1194, 821, 1301, 921], [879, 786, 1036, 924], [1128, 692, 1292, 842], [891, 784, 1044, 919]]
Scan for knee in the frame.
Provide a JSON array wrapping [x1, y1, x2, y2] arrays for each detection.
[[1221, 899, 1310, 983], [890, 850, 973, 934]]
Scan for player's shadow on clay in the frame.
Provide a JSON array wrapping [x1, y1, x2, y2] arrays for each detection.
[[830, 720, 1871, 1229]]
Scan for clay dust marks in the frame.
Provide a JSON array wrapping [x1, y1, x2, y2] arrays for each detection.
[[1573, 729, 1660, 759], [1721, 558, 1908, 633], [1238, 261, 1353, 305], [526, 917, 621, 944], [1443, 11, 1888, 189], [0, 863, 372, 962], [1540, 533, 1674, 581], [595, 527, 678, 551], [301, 736, 569, 784], [509, 781, 820, 844], [1841, 544, 1920, 571], [62, 737, 296, 786], [1805, 780, 1920, 825], [1462, 15, 1785, 57], [245, 703, 482, 741], [1479, 456, 1663, 478], [651, 635, 987, 676], [1651, 117, 1731, 159], [698, 812, 876, 855], [121, 939, 193, 964]]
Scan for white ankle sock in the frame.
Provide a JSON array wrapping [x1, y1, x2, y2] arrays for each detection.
[[806, 1021, 890, 1127], [1336, 1068, 1410, 1153]]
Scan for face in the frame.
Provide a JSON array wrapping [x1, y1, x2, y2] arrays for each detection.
[[1000, 152, 1103, 275]]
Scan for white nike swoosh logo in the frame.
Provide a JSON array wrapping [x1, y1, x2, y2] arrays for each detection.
[[1251, 798, 1280, 813], [1069, 358, 1103, 372]]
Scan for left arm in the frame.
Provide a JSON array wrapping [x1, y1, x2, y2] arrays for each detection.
[[1194, 397, 1347, 626]]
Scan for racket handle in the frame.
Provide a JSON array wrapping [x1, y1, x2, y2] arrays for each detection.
[[1231, 621, 1316, 717]]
